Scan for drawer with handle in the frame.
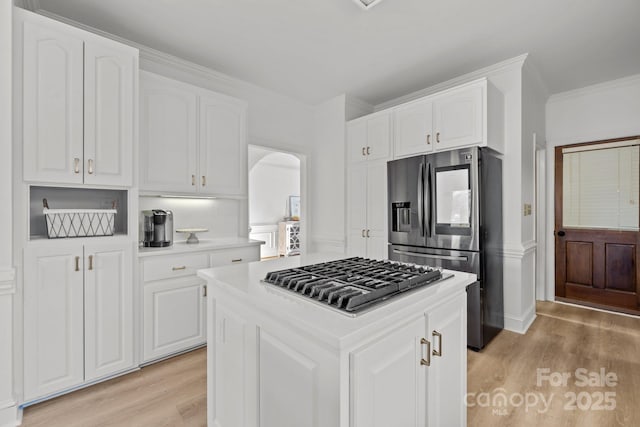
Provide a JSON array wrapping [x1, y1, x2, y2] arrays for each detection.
[[143, 252, 210, 282], [209, 246, 259, 267]]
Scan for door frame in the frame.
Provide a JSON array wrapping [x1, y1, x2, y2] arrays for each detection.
[[247, 143, 308, 255]]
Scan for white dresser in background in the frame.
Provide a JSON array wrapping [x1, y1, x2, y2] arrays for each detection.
[[278, 221, 300, 256]]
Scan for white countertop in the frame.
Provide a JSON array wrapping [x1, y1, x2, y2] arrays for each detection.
[[138, 237, 263, 257], [197, 253, 476, 350]]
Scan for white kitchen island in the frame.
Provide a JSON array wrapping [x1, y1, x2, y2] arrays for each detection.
[[197, 253, 476, 427]]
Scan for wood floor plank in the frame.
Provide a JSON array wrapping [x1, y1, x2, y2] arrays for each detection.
[[22, 302, 640, 426]]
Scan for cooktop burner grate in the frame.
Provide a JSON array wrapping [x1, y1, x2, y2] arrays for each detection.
[[262, 257, 448, 315]]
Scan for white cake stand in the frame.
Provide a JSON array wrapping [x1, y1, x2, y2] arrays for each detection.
[[176, 228, 208, 244]]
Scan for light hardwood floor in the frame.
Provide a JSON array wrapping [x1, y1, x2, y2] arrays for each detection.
[[468, 301, 640, 426], [22, 349, 207, 427], [22, 301, 640, 426]]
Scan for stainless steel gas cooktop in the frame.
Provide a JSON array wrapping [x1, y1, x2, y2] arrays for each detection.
[[262, 257, 450, 316]]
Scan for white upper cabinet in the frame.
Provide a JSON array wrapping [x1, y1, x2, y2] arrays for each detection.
[[393, 78, 503, 158], [199, 92, 247, 196], [83, 37, 136, 187], [394, 98, 434, 158], [140, 73, 198, 193], [19, 10, 137, 186], [22, 19, 84, 184], [347, 111, 391, 163], [432, 83, 483, 152], [140, 71, 248, 197]]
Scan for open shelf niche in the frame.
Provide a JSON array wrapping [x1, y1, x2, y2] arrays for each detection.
[[29, 186, 129, 240]]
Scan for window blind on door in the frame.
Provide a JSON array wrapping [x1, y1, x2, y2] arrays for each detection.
[[563, 144, 639, 230]]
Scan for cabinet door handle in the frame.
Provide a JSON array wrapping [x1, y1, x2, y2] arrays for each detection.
[[426, 134, 431, 145], [88, 255, 94, 271], [231, 258, 242, 263], [361, 229, 365, 238], [203, 284, 207, 297], [202, 175, 206, 187], [436, 132, 440, 143], [73, 158, 80, 174], [361, 147, 366, 156], [75, 256, 80, 272], [192, 175, 196, 186], [366, 146, 370, 155], [366, 229, 370, 238], [172, 266, 187, 271], [432, 330, 442, 357], [420, 338, 431, 366], [88, 159, 94, 175]]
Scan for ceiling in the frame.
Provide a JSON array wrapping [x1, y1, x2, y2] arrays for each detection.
[[31, 0, 640, 105]]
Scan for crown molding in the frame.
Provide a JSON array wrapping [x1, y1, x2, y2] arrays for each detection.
[[374, 53, 529, 111], [547, 73, 640, 105]]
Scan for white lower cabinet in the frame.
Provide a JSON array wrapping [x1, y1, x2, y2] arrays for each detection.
[[142, 277, 206, 362], [140, 245, 259, 364], [214, 307, 338, 427], [209, 290, 466, 427], [24, 241, 133, 401], [351, 292, 467, 427], [351, 316, 426, 427]]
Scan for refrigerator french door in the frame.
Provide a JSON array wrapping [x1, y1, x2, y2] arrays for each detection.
[[387, 146, 503, 350]]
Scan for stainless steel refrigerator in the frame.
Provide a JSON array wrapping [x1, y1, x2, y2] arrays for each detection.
[[387, 146, 503, 350]]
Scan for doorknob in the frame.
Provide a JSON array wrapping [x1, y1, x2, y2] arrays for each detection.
[[556, 230, 566, 237]]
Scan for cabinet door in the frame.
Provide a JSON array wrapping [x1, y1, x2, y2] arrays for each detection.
[[394, 98, 433, 158], [433, 84, 483, 151], [366, 113, 391, 161], [139, 73, 198, 193], [143, 277, 206, 362], [215, 307, 253, 427], [347, 120, 367, 164], [351, 316, 426, 427], [84, 38, 136, 187], [84, 242, 133, 381], [22, 19, 84, 184], [24, 244, 84, 400], [366, 160, 389, 259], [346, 163, 368, 257], [426, 293, 467, 427], [199, 93, 247, 196]]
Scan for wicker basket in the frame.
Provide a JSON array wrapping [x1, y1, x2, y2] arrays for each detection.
[[43, 198, 116, 238]]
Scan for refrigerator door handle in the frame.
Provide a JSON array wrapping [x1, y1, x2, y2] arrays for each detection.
[[392, 249, 468, 262], [425, 162, 431, 237], [417, 162, 425, 237]]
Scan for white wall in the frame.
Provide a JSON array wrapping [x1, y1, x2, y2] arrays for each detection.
[[249, 152, 300, 225], [545, 73, 640, 301], [311, 95, 347, 253], [0, 0, 17, 424]]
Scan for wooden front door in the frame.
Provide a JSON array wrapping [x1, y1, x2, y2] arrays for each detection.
[[555, 137, 640, 315]]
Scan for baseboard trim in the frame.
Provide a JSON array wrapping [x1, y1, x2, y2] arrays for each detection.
[[0, 403, 19, 427], [504, 304, 536, 334]]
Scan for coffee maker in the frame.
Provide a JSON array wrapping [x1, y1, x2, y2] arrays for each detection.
[[142, 210, 174, 247]]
